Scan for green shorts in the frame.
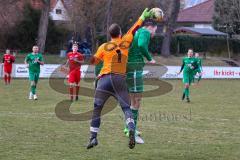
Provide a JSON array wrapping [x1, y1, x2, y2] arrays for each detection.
[[183, 72, 194, 84], [29, 72, 40, 82], [126, 69, 144, 93]]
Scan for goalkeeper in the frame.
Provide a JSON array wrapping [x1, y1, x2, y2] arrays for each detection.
[[87, 8, 154, 150]]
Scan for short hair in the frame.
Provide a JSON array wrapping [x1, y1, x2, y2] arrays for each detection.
[[108, 23, 121, 38], [143, 19, 157, 27], [72, 43, 78, 47], [33, 45, 38, 48]]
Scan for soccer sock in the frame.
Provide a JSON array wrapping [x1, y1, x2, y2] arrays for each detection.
[[185, 88, 190, 98], [69, 87, 74, 100], [7, 75, 11, 84], [4, 75, 7, 84], [31, 85, 36, 95], [131, 107, 139, 131], [90, 127, 99, 139], [198, 75, 202, 82], [76, 86, 80, 97]]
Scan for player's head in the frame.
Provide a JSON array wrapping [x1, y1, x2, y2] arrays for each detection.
[[6, 49, 10, 54], [32, 45, 39, 54], [109, 23, 122, 39], [195, 52, 199, 58], [72, 43, 78, 53], [187, 49, 194, 57], [143, 19, 158, 37]]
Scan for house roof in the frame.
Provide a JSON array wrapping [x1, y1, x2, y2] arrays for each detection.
[[30, 0, 71, 11], [177, 0, 214, 23], [174, 27, 227, 36]]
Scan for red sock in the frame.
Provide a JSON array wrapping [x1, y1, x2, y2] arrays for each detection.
[[69, 87, 74, 100], [4, 75, 7, 84], [76, 86, 80, 97], [7, 75, 11, 84]]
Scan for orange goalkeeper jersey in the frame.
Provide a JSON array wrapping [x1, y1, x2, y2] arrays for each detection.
[[93, 18, 143, 76]]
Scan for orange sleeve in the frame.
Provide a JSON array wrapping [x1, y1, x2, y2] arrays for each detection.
[[123, 18, 143, 43], [92, 44, 105, 65]]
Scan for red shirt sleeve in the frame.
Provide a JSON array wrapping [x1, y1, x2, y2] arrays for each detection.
[[11, 55, 15, 63]]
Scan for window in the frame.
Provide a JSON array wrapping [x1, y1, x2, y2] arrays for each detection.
[[56, 9, 62, 14]]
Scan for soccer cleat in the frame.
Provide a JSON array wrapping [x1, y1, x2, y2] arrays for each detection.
[[124, 128, 141, 137], [182, 93, 185, 100], [135, 135, 144, 144], [135, 130, 142, 136], [187, 97, 190, 103], [33, 94, 38, 100], [128, 130, 135, 149], [86, 137, 98, 149], [124, 127, 129, 135], [29, 92, 33, 100], [75, 96, 78, 101]]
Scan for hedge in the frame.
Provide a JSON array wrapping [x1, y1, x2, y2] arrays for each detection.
[[97, 35, 240, 56]]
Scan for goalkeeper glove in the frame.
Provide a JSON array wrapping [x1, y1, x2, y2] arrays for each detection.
[[140, 8, 154, 21]]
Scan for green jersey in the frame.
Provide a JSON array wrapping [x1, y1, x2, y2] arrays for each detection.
[[95, 61, 103, 76], [25, 53, 43, 73], [181, 57, 198, 73], [195, 57, 202, 71], [127, 27, 153, 66]]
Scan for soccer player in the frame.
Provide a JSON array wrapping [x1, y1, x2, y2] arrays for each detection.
[[86, 8, 154, 149], [193, 52, 203, 84], [178, 49, 198, 103], [25, 45, 44, 100], [124, 20, 157, 144], [66, 43, 84, 101], [2, 49, 15, 85]]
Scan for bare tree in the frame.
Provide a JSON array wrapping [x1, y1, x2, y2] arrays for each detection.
[[105, 0, 112, 41], [160, 0, 180, 57], [37, 0, 50, 53]]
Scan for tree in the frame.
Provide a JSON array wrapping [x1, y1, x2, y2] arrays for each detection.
[[0, 0, 22, 48], [104, 0, 113, 41], [37, 0, 50, 53], [213, 0, 240, 35], [159, 0, 180, 57]]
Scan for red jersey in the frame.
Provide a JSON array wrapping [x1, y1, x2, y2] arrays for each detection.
[[3, 54, 15, 67], [67, 52, 84, 72]]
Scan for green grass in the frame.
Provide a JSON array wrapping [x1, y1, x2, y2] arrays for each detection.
[[0, 79, 240, 160]]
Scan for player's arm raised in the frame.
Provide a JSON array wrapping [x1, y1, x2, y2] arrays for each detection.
[[123, 8, 153, 42]]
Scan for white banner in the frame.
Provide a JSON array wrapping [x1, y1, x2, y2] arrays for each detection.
[[14, 64, 95, 78], [161, 66, 240, 79], [0, 64, 2, 77], [13, 64, 240, 79]]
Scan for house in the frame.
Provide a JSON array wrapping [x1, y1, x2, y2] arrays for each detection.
[[30, 0, 71, 22], [174, 27, 227, 37], [177, 0, 214, 29]]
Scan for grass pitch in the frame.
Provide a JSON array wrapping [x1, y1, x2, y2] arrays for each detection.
[[0, 79, 240, 160]]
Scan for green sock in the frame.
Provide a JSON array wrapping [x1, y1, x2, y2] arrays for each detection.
[[31, 85, 36, 95], [131, 107, 139, 131], [198, 75, 202, 82], [185, 88, 189, 97]]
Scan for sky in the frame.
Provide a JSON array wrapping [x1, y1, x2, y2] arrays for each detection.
[[184, 0, 207, 8]]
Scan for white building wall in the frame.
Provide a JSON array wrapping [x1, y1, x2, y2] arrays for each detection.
[[194, 24, 213, 29], [50, 0, 70, 21]]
